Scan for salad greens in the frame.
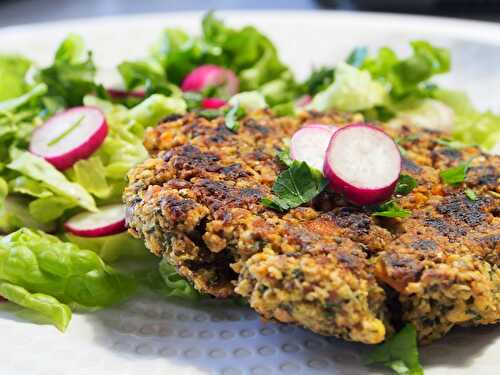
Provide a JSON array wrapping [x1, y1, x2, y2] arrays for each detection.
[[0, 229, 136, 330]]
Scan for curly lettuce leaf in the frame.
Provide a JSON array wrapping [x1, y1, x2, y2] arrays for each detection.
[[433, 89, 500, 151], [151, 27, 219, 85], [310, 62, 386, 112], [70, 157, 111, 199], [202, 13, 295, 94], [0, 55, 32, 101], [0, 281, 71, 332], [362, 41, 450, 99], [0, 228, 136, 308], [36, 34, 98, 109], [7, 150, 96, 212]]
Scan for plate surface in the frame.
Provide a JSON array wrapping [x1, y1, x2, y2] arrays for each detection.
[[0, 11, 499, 375]]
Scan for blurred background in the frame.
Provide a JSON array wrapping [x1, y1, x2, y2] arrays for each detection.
[[2, 0, 500, 27]]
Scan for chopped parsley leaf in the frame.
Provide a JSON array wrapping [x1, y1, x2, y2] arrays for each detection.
[[261, 160, 328, 212], [363, 324, 423, 375], [465, 189, 477, 201], [395, 174, 417, 195], [439, 158, 474, 185], [224, 101, 245, 132], [372, 200, 411, 218]]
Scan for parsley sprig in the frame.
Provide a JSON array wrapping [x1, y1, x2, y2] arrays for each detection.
[[261, 160, 328, 212], [224, 101, 245, 132], [372, 200, 411, 218], [439, 158, 474, 185], [395, 174, 417, 196], [363, 324, 423, 375]]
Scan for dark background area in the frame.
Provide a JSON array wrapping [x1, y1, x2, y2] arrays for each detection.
[[1, 0, 500, 27]]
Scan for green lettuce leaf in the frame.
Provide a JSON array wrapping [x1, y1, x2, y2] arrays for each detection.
[[28, 196, 75, 223], [36, 34, 98, 109], [63, 231, 152, 263], [229, 91, 267, 112], [141, 257, 200, 301], [202, 12, 297, 101], [129, 94, 186, 128], [151, 27, 219, 85], [70, 157, 111, 199], [0, 281, 71, 332], [0, 228, 136, 308], [8, 176, 53, 198], [310, 62, 386, 112], [0, 55, 32, 101], [362, 41, 450, 99], [433, 89, 500, 151], [7, 150, 97, 213], [0, 196, 56, 233]]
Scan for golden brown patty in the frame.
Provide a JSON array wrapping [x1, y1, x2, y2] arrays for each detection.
[[124, 110, 499, 344]]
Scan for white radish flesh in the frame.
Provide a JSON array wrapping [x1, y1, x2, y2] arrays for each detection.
[[64, 204, 126, 237], [324, 124, 401, 206], [29, 106, 107, 170], [181, 64, 239, 97], [290, 124, 337, 171]]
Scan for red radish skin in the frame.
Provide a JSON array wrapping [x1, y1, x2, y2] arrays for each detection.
[[181, 64, 239, 97], [107, 88, 145, 99], [64, 204, 126, 237], [30, 106, 108, 170], [323, 124, 401, 206], [290, 124, 338, 171], [201, 97, 226, 109]]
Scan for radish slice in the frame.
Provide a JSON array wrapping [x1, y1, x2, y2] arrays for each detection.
[[30, 106, 108, 170], [324, 124, 401, 206], [181, 64, 239, 97], [64, 204, 126, 237], [201, 97, 226, 109], [290, 124, 337, 171]]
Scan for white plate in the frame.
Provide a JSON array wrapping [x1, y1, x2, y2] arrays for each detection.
[[0, 11, 499, 375]]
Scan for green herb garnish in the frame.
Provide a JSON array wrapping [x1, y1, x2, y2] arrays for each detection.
[[224, 101, 245, 132], [439, 158, 473, 185], [395, 174, 417, 195], [277, 148, 293, 167], [363, 324, 423, 375], [465, 189, 477, 201], [261, 160, 328, 212], [372, 200, 411, 218]]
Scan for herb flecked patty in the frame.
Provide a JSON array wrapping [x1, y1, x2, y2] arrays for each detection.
[[124, 110, 499, 344]]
